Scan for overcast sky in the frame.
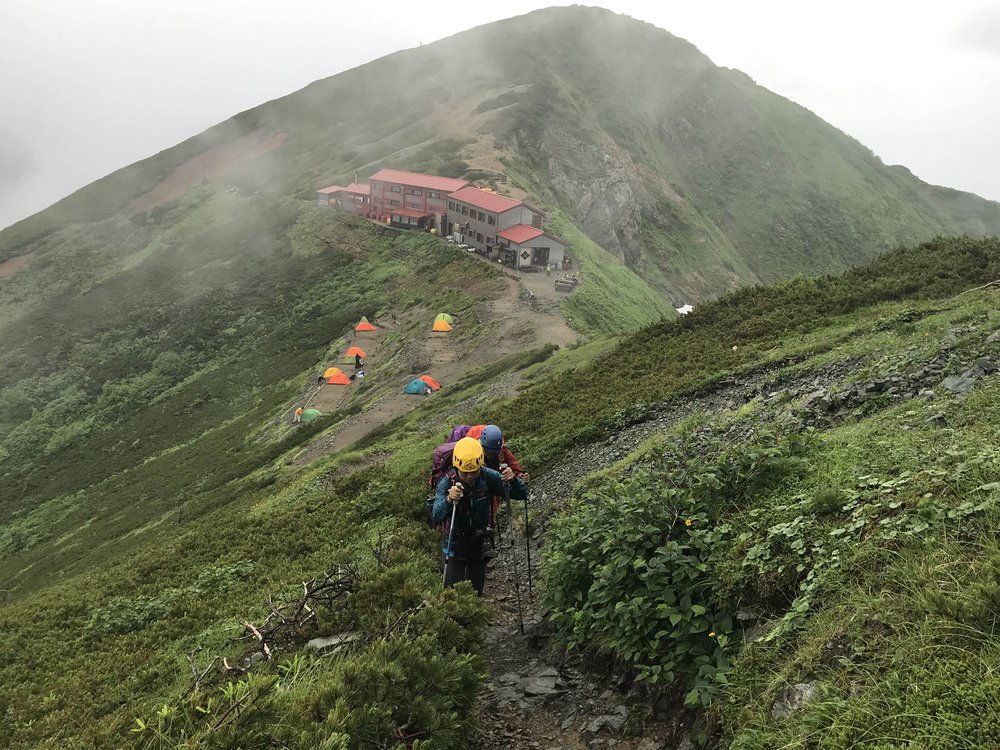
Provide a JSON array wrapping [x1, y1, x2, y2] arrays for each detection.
[[2, 0, 999, 230]]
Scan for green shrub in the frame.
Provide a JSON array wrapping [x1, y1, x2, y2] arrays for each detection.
[[543, 430, 810, 707]]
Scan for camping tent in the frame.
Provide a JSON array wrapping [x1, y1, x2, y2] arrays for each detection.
[[432, 319, 453, 333], [355, 316, 377, 333], [434, 313, 454, 324], [300, 409, 322, 423], [341, 346, 367, 364], [326, 370, 352, 385], [323, 366, 342, 379], [404, 378, 432, 395], [418, 375, 441, 391]]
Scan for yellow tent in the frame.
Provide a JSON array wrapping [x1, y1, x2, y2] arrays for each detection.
[[432, 319, 453, 333], [323, 366, 344, 379]]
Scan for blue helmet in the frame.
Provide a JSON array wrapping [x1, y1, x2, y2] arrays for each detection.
[[479, 424, 504, 453]]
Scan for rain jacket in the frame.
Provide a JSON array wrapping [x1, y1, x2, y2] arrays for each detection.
[[432, 467, 527, 560]]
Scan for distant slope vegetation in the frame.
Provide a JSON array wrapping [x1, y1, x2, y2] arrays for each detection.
[[1, 236, 998, 749], [4, 6, 998, 310]]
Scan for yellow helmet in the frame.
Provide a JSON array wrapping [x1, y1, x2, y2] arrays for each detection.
[[452, 437, 485, 472]]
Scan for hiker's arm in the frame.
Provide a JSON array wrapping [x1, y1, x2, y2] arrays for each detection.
[[483, 467, 528, 501], [501, 447, 529, 483], [431, 476, 453, 523], [501, 447, 524, 476], [507, 476, 528, 501]]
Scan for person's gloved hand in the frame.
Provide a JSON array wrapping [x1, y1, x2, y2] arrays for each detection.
[[499, 466, 515, 482], [447, 483, 463, 503]]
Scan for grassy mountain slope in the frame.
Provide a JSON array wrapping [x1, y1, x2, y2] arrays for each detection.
[[5, 7, 998, 312], [2, 236, 1000, 749]]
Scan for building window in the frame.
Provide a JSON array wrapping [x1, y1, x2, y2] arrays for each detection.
[[408, 203, 421, 210], [487, 237, 494, 244], [411, 189, 422, 196], [477, 232, 484, 243], [429, 191, 440, 199], [477, 211, 485, 221], [390, 185, 402, 193], [372, 183, 379, 189], [487, 215, 496, 225], [461, 206, 469, 215], [390, 199, 401, 206], [531, 212, 543, 228], [448, 201, 455, 210]]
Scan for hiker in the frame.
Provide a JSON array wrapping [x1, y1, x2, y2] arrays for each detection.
[[432, 437, 526, 596], [545, 263, 551, 276], [316, 374, 326, 385], [470, 424, 528, 482], [355, 354, 364, 368], [293, 407, 304, 423]]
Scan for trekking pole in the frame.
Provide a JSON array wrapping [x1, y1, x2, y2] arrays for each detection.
[[502, 463, 534, 601], [523, 493, 534, 600], [443, 498, 458, 586], [502, 479, 525, 635]]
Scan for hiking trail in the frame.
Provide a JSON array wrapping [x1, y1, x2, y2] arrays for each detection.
[[291, 274, 579, 465]]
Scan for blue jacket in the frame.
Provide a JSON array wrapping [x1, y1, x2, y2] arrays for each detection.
[[433, 467, 527, 560]]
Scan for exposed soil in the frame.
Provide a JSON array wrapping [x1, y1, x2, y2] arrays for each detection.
[[291, 271, 581, 464], [0, 253, 33, 278], [132, 130, 287, 213]]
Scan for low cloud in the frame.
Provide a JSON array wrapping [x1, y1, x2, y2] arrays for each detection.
[[953, 5, 1000, 54]]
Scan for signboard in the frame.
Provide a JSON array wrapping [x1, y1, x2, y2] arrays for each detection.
[[520, 250, 530, 261]]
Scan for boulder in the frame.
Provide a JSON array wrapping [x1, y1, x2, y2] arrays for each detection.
[[771, 681, 820, 719]]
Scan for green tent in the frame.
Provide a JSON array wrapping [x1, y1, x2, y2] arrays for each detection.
[[434, 313, 454, 324], [300, 408, 322, 423], [404, 378, 432, 395]]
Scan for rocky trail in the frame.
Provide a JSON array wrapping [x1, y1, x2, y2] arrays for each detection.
[[472, 326, 1000, 749]]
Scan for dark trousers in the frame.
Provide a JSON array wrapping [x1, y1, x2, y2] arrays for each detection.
[[444, 556, 489, 596]]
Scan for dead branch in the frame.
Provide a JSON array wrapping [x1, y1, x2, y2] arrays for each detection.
[[188, 565, 358, 692]]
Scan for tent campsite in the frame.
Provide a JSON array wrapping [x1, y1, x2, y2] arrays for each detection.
[[325, 367, 352, 385], [341, 346, 367, 364], [300, 409, 322, 423], [404, 378, 432, 395], [431, 318, 453, 333], [355, 316, 377, 333], [434, 313, 454, 324], [417, 375, 441, 391]]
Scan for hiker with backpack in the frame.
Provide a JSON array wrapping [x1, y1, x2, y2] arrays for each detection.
[[470, 424, 529, 483], [432, 437, 526, 596]]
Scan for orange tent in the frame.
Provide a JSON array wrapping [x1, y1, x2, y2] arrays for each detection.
[[418, 375, 441, 391], [345, 346, 367, 358], [432, 319, 453, 332], [327, 371, 352, 385], [355, 317, 377, 332]]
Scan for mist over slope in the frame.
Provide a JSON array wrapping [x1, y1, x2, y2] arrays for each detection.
[[3, 7, 1000, 748], [4, 6, 998, 306]]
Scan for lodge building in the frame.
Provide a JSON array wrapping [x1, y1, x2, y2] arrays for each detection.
[[316, 169, 565, 271]]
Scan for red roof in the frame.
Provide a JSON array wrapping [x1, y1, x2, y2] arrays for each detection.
[[343, 182, 370, 195], [317, 185, 346, 194], [497, 224, 545, 244], [449, 186, 522, 214], [391, 206, 434, 219], [369, 169, 468, 193]]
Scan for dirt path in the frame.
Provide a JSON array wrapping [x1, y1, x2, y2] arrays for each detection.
[[470, 356, 871, 750], [292, 275, 581, 464]]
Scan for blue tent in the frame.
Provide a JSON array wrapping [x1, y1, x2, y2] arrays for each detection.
[[404, 378, 432, 395]]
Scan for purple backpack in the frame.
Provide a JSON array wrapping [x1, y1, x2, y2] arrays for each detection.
[[448, 425, 471, 442]]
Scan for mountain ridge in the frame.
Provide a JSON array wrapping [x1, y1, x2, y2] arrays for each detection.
[[4, 5, 999, 305]]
